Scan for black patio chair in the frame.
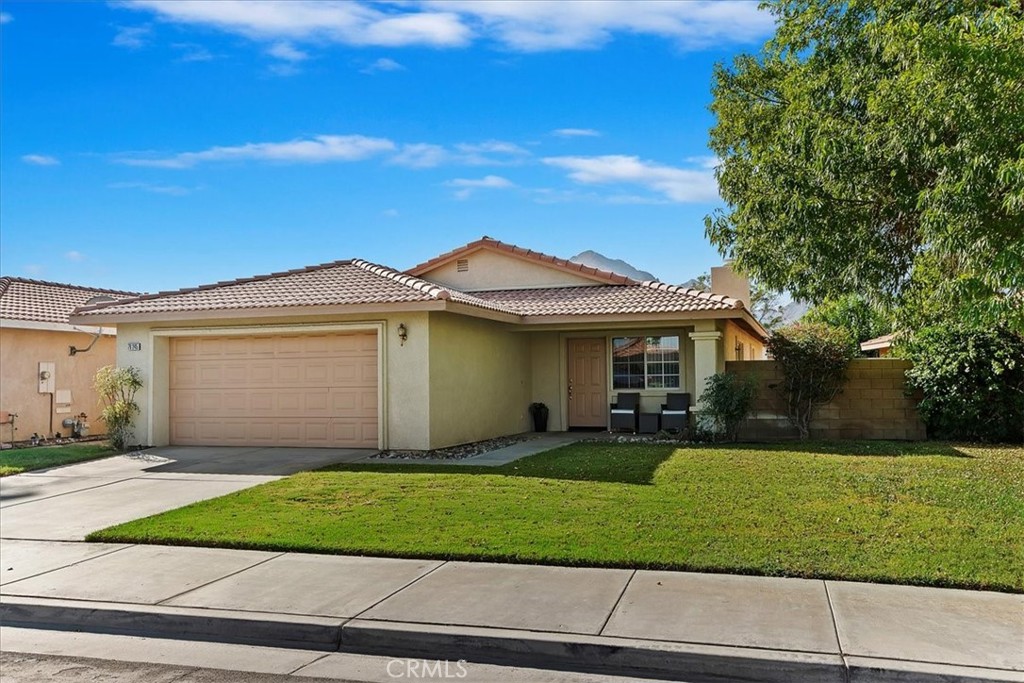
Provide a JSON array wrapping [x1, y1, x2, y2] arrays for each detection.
[[610, 392, 640, 433], [660, 393, 690, 434]]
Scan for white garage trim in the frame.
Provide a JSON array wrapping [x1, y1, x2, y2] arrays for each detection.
[[148, 322, 387, 449]]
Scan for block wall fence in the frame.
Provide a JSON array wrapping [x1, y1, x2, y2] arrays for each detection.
[[726, 358, 927, 441]]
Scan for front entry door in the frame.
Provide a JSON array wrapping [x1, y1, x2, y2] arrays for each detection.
[[567, 338, 607, 428]]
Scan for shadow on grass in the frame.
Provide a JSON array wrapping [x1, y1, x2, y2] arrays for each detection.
[[321, 443, 679, 485], [717, 440, 975, 458]]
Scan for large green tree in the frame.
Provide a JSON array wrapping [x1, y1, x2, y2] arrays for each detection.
[[705, 0, 1024, 329], [803, 294, 891, 344]]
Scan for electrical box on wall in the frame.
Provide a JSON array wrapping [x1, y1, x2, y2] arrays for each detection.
[[38, 362, 56, 394]]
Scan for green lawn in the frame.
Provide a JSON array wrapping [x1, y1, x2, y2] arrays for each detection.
[[89, 441, 1024, 592], [0, 443, 117, 476]]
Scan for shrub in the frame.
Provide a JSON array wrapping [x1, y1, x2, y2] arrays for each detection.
[[699, 372, 759, 442], [904, 326, 1024, 443], [767, 323, 857, 440], [94, 366, 143, 451]]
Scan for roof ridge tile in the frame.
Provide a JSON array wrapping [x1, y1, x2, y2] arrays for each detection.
[[350, 259, 452, 300]]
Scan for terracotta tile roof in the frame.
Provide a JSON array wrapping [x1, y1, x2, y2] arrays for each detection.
[[0, 277, 139, 324], [406, 236, 639, 285], [66, 250, 747, 326], [72, 260, 518, 318], [471, 282, 741, 316]]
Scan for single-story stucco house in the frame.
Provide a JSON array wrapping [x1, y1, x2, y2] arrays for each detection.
[[0, 277, 138, 442], [69, 238, 767, 451]]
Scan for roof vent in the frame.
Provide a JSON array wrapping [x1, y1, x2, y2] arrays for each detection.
[[456, 258, 469, 272], [84, 295, 117, 306]]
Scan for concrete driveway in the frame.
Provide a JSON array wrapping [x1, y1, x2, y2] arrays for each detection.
[[0, 446, 370, 542]]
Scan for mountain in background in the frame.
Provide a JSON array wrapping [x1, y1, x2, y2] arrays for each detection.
[[569, 250, 657, 282]]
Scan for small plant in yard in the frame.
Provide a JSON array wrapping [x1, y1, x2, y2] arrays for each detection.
[[698, 372, 758, 442], [767, 323, 857, 440], [904, 325, 1024, 443], [94, 366, 143, 451]]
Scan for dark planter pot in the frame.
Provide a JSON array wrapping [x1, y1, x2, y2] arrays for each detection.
[[529, 404, 549, 432]]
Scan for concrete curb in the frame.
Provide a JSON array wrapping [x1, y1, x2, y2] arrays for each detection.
[[0, 596, 343, 651], [2, 596, 1020, 683], [341, 618, 846, 683]]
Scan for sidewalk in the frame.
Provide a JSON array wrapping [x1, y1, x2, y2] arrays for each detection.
[[2, 539, 1021, 683]]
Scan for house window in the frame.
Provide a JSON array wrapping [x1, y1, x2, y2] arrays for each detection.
[[612, 336, 680, 389]]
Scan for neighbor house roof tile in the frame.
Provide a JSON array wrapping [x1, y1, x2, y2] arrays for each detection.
[[0, 277, 139, 324]]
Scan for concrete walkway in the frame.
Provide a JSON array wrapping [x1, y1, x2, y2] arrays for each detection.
[[1, 539, 1021, 682], [447, 432, 582, 466], [0, 447, 370, 541]]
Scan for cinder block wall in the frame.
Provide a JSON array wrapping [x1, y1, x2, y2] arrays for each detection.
[[727, 358, 927, 441]]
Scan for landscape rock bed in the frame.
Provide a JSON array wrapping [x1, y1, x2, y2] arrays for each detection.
[[372, 435, 536, 461]]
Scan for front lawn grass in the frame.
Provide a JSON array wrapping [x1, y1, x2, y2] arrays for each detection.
[[89, 441, 1024, 592], [0, 442, 117, 476]]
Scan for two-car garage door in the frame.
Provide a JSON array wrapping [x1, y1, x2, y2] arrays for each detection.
[[169, 332, 378, 448]]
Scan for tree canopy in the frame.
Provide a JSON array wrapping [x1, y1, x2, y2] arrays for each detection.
[[804, 294, 891, 345], [705, 0, 1024, 330]]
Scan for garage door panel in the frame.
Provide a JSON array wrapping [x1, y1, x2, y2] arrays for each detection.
[[169, 332, 377, 448]]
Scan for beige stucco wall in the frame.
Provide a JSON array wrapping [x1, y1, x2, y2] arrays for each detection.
[[419, 249, 600, 291], [428, 312, 531, 448], [724, 320, 765, 361], [116, 311, 432, 450], [529, 332, 564, 431], [0, 327, 115, 440]]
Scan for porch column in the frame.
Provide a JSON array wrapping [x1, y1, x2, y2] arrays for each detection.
[[689, 328, 723, 409]]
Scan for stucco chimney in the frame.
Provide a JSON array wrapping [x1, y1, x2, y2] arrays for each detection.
[[710, 261, 750, 308]]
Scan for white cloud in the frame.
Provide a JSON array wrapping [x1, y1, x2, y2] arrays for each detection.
[[64, 251, 86, 262], [117, 134, 396, 169], [172, 42, 214, 61], [445, 174, 514, 199], [117, 0, 771, 53], [0, 12, 12, 24], [684, 155, 719, 169], [390, 143, 451, 169], [119, 1, 471, 48], [543, 154, 718, 203], [425, 0, 772, 51], [108, 181, 197, 196], [361, 57, 405, 74], [390, 140, 527, 168], [382, 208, 400, 218], [23, 264, 44, 276], [267, 41, 308, 61], [552, 128, 601, 138], [22, 154, 60, 166], [112, 24, 152, 49]]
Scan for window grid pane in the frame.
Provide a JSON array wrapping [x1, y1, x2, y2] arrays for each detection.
[[612, 335, 682, 390]]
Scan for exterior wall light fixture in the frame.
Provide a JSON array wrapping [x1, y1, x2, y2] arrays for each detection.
[[397, 323, 408, 346]]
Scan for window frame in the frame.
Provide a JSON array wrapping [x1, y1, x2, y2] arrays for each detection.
[[610, 334, 681, 391]]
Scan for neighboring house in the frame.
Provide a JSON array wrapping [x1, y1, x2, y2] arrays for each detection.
[[0, 278, 139, 442], [69, 237, 768, 451], [861, 333, 895, 357]]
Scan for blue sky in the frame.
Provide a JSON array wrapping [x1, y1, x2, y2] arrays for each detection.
[[0, 1, 774, 293]]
